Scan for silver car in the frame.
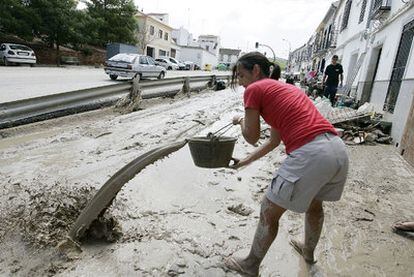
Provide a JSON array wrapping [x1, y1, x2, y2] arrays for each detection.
[[0, 43, 37, 66], [104, 53, 166, 80]]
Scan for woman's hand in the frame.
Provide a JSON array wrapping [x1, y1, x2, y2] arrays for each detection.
[[232, 115, 243, 125], [228, 157, 250, 169]]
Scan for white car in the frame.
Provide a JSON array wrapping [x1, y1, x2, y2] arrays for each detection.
[[159, 56, 186, 70], [104, 53, 166, 80], [0, 43, 37, 66], [155, 58, 179, 70]]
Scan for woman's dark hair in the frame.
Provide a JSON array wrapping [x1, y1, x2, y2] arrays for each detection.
[[231, 51, 281, 88]]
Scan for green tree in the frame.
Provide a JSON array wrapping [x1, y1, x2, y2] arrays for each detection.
[[30, 0, 79, 64], [0, 0, 40, 41], [86, 0, 138, 47]]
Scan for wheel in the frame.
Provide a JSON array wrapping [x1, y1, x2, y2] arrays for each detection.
[[3, 57, 9, 66], [167, 66, 172, 70], [157, 71, 165, 80], [109, 74, 118, 80]]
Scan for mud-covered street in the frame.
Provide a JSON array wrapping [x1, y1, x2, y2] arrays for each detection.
[[1, 87, 413, 276]]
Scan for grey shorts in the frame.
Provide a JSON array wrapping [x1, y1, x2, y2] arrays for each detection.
[[266, 133, 349, 213]]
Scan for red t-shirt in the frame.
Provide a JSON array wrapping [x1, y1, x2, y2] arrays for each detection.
[[244, 78, 337, 154]]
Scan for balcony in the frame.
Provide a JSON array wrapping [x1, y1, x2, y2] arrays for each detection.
[[371, 0, 391, 19]]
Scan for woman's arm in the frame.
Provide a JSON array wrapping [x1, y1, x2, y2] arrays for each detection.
[[233, 108, 261, 145], [231, 127, 281, 169]]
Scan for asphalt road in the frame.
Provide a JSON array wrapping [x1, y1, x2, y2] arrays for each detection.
[[0, 66, 229, 103]]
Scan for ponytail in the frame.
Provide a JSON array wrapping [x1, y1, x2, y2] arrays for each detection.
[[269, 62, 281, 80]]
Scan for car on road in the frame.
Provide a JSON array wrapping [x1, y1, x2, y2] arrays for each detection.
[[159, 56, 186, 70], [155, 58, 179, 70], [183, 61, 201, 70], [104, 53, 166, 80], [0, 43, 37, 66]]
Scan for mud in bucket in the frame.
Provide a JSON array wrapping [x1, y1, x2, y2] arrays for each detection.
[[188, 136, 237, 168]]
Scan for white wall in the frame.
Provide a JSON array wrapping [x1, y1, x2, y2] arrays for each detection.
[[180, 47, 218, 68], [202, 51, 218, 68], [180, 47, 203, 66], [172, 27, 193, 46], [363, 6, 414, 144]]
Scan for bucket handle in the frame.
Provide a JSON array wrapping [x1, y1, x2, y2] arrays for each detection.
[[228, 158, 239, 168], [208, 122, 234, 139]]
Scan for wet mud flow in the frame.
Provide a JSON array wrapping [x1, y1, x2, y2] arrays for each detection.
[[0, 88, 413, 276]]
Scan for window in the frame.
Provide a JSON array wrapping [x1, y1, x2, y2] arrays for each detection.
[[164, 33, 169, 41], [158, 30, 163, 39], [139, 56, 148, 64], [147, 57, 155, 65], [150, 26, 154, 36], [159, 49, 166, 56], [341, 0, 352, 31], [384, 19, 414, 113], [359, 0, 367, 23]]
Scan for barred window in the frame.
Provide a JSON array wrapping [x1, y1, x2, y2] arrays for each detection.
[[341, 0, 352, 31], [359, 0, 367, 23]]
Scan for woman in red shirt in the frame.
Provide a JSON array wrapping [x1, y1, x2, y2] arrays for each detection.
[[225, 52, 349, 276]]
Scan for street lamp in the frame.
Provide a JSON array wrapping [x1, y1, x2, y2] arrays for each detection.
[[255, 42, 276, 63], [282, 38, 292, 73]]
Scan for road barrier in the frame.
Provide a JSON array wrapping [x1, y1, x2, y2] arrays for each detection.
[[0, 74, 231, 129]]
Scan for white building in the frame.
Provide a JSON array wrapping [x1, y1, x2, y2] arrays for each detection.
[[179, 45, 218, 69], [289, 44, 309, 74], [288, 1, 339, 75], [289, 0, 414, 164], [218, 48, 241, 66], [356, 0, 414, 152], [334, 0, 414, 149], [198, 35, 220, 57], [172, 27, 196, 47], [135, 11, 180, 59]]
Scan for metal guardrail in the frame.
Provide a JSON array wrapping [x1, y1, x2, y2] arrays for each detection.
[[0, 74, 231, 129]]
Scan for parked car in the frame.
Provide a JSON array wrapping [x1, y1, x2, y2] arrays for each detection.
[[169, 57, 186, 70], [155, 58, 179, 70], [104, 53, 166, 80], [183, 61, 201, 70], [0, 43, 37, 66], [159, 56, 186, 70]]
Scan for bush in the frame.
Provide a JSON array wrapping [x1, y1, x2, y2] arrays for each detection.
[[81, 47, 93, 56]]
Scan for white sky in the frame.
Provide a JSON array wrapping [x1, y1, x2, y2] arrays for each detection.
[[134, 0, 333, 58]]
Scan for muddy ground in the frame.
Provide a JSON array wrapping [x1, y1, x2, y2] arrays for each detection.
[[0, 87, 413, 277]]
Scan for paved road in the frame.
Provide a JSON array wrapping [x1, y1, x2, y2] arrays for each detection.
[[0, 66, 229, 103]]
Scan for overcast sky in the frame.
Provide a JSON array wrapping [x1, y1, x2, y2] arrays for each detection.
[[134, 0, 333, 58]]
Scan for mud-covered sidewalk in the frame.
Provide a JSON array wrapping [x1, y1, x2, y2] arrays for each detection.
[[0, 88, 413, 276]]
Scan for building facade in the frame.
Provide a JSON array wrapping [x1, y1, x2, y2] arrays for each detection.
[[198, 35, 220, 57], [289, 0, 414, 163], [218, 48, 241, 66], [135, 11, 180, 59], [180, 45, 218, 69]]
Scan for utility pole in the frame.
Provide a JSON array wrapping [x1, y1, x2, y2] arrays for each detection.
[[255, 42, 276, 63], [283, 38, 292, 73]]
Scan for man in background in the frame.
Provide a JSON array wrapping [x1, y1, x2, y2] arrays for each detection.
[[323, 55, 343, 106]]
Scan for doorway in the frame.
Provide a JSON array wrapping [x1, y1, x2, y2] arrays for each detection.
[[361, 47, 382, 104], [384, 19, 414, 113], [146, 47, 154, 58]]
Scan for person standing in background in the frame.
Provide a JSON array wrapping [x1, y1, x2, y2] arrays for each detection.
[[322, 55, 343, 106]]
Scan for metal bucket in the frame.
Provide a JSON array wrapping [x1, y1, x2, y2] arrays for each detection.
[[188, 136, 237, 168]]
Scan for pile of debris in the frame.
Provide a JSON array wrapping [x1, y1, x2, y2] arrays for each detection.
[[336, 119, 393, 145], [313, 99, 393, 145]]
